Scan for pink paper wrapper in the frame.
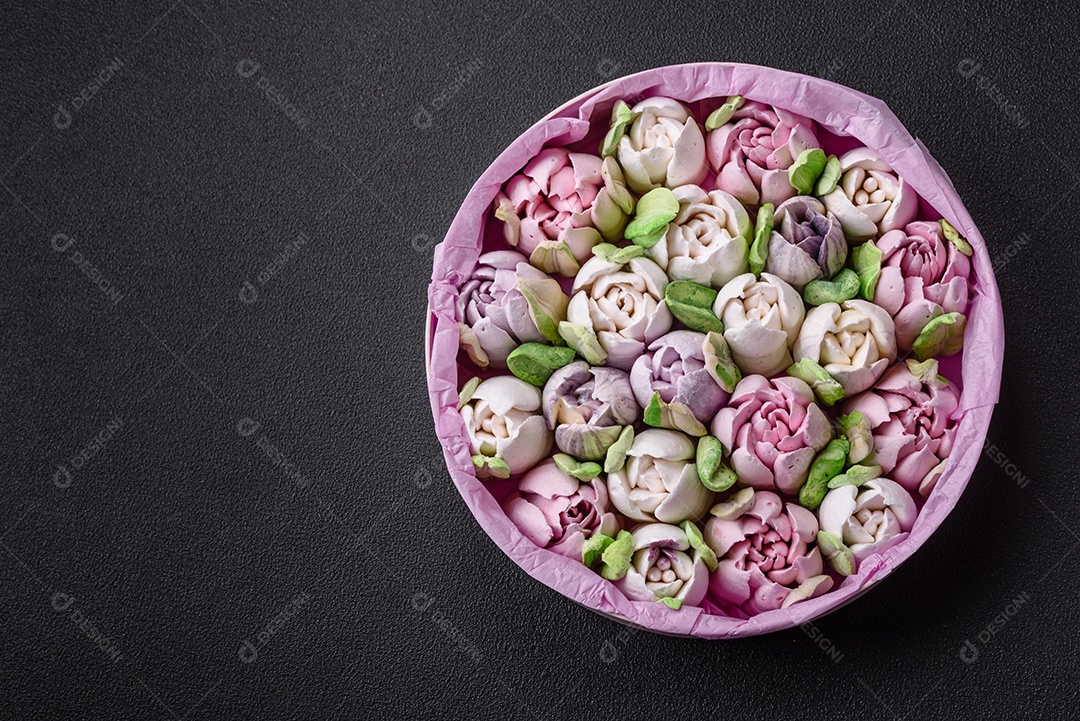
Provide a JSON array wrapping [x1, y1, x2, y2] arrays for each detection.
[[425, 63, 1004, 638]]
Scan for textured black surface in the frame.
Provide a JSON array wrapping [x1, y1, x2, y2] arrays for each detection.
[[2, 1, 1078, 719]]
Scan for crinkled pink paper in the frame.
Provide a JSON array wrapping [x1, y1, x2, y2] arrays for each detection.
[[425, 63, 1004, 638]]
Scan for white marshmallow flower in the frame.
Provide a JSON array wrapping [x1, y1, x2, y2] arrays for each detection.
[[613, 523, 710, 609], [794, 299, 897, 396], [617, 97, 709, 194], [646, 185, 751, 288], [460, 376, 553, 479], [818, 478, 917, 568], [712, 272, 805, 376], [821, 149, 918, 241], [606, 429, 713, 524], [562, 255, 673, 371]]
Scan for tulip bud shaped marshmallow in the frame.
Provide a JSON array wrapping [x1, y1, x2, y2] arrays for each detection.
[[616, 97, 709, 194], [645, 185, 751, 288], [456, 250, 569, 368], [842, 359, 959, 495], [712, 273, 805, 376], [563, 254, 673, 371], [542, 362, 640, 462], [794, 299, 897, 397], [817, 478, 917, 572], [606, 429, 713, 524], [711, 376, 832, 495], [460, 376, 553, 479], [614, 523, 710, 608], [821, 149, 918, 242], [630, 330, 729, 425], [872, 221, 971, 351], [764, 196, 847, 290]]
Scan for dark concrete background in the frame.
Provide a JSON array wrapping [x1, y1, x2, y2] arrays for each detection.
[[2, 1, 1077, 718]]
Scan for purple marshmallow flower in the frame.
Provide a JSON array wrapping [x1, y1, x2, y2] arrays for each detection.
[[630, 330, 729, 424]]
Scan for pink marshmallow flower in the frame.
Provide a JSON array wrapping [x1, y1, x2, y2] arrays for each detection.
[[711, 375, 832, 495], [502, 459, 620, 560], [705, 488, 833, 614], [842, 359, 960, 495], [494, 148, 629, 277], [872, 221, 972, 350], [707, 100, 819, 208]]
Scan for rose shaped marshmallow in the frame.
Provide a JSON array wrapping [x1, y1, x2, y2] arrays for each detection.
[[712, 272, 805, 376], [705, 488, 833, 614], [822, 148, 918, 241], [646, 185, 751, 289], [614, 523, 709, 607], [456, 250, 569, 368], [765, 196, 847, 290], [842, 359, 960, 493], [711, 375, 832, 495], [794, 299, 897, 396], [874, 221, 972, 350], [630, 330, 729, 425], [542, 361, 639, 461], [493, 148, 612, 276], [707, 100, 819, 207], [617, 97, 708, 194], [607, 429, 713, 524], [502, 459, 620, 560], [461, 376, 553, 479], [565, 255, 673, 370], [818, 478, 917, 566]]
